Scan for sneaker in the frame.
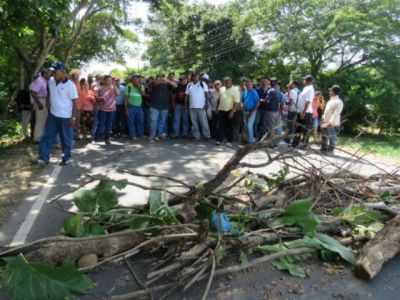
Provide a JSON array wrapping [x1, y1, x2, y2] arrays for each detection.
[[59, 160, 70, 166], [105, 140, 111, 145], [91, 140, 97, 144], [226, 142, 233, 147], [131, 137, 138, 141], [32, 159, 48, 166], [215, 141, 221, 145]]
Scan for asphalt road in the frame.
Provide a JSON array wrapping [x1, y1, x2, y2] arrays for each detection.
[[0, 138, 398, 300]]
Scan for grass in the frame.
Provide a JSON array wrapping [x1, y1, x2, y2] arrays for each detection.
[[339, 133, 400, 159]]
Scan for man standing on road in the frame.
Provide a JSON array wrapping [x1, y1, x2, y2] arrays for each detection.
[[185, 72, 211, 141], [215, 76, 240, 146], [113, 77, 127, 137], [292, 75, 315, 148], [241, 79, 260, 144], [255, 77, 270, 140], [285, 81, 299, 144], [125, 74, 146, 140], [171, 75, 189, 138], [320, 85, 344, 153], [29, 68, 52, 143], [148, 74, 177, 141], [33, 62, 78, 166], [263, 77, 281, 148]]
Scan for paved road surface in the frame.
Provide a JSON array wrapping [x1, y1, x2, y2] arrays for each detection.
[[0, 138, 399, 299]]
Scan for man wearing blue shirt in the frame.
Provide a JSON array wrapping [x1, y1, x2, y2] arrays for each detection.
[[241, 79, 260, 144], [255, 77, 270, 140], [113, 78, 127, 137]]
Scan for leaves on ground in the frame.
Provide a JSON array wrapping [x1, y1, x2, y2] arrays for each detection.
[[2, 254, 92, 300], [271, 199, 320, 234]]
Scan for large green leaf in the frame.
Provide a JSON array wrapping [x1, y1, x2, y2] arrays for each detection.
[[129, 214, 162, 229], [87, 223, 105, 236], [149, 190, 162, 215], [73, 190, 97, 213], [2, 254, 93, 300], [272, 259, 307, 278], [94, 180, 118, 213], [314, 233, 355, 264], [63, 214, 87, 237], [271, 199, 320, 234]]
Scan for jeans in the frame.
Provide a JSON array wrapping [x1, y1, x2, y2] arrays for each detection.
[[94, 110, 116, 142], [321, 127, 339, 150], [190, 108, 211, 140], [264, 111, 280, 146], [243, 111, 257, 143], [254, 108, 266, 140], [285, 111, 298, 143], [91, 103, 99, 137], [127, 105, 144, 138], [173, 104, 189, 136], [113, 104, 128, 136], [39, 112, 73, 162], [143, 106, 151, 136], [150, 107, 168, 138]]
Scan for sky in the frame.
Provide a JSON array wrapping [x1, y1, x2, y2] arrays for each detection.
[[83, 0, 233, 75]]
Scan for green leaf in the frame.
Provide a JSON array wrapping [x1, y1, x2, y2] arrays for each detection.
[[113, 180, 128, 190], [239, 250, 248, 265], [94, 181, 118, 213], [87, 223, 105, 236], [149, 190, 162, 215], [63, 214, 87, 237], [73, 190, 97, 213], [314, 233, 355, 264], [2, 254, 93, 300], [271, 199, 320, 234], [195, 202, 214, 222], [215, 244, 227, 266], [272, 259, 307, 278], [129, 214, 161, 229]]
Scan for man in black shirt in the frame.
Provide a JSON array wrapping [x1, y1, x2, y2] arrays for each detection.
[[171, 76, 189, 138]]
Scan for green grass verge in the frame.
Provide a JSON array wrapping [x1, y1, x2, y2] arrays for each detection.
[[339, 134, 400, 159]]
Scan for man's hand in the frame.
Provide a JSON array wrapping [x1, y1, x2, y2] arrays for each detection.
[[228, 110, 235, 119], [327, 123, 333, 128], [37, 102, 44, 110], [68, 118, 76, 128], [300, 112, 305, 119]]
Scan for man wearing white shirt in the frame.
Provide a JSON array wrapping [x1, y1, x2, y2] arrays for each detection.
[[292, 75, 315, 147], [321, 85, 344, 153], [33, 62, 79, 166], [185, 72, 211, 141]]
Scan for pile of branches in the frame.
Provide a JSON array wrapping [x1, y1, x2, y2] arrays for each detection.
[[1, 137, 400, 300]]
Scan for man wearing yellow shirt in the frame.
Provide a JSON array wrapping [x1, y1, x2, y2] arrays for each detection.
[[215, 77, 241, 145]]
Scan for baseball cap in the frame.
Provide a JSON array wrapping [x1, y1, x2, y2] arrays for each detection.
[[304, 75, 313, 82], [130, 74, 139, 79], [329, 84, 341, 94], [214, 80, 222, 85], [202, 73, 210, 80], [51, 61, 65, 71], [222, 76, 231, 81]]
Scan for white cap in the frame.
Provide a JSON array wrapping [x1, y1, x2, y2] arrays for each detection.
[[202, 74, 210, 80]]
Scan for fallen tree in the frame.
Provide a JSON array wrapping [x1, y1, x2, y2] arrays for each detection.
[[0, 134, 399, 299]]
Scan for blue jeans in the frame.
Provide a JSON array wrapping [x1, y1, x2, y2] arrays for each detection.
[[91, 103, 99, 137], [127, 105, 144, 138], [244, 111, 257, 143], [94, 110, 116, 141], [173, 104, 189, 136], [39, 112, 73, 162], [150, 107, 168, 138], [321, 127, 339, 150]]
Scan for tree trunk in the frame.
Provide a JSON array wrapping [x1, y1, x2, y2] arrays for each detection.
[[354, 213, 400, 280]]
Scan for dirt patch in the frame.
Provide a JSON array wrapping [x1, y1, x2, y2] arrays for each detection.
[[0, 141, 41, 225]]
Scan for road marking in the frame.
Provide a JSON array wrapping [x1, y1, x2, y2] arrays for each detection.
[[10, 165, 62, 247]]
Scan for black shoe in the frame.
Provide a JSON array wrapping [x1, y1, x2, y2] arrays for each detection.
[[59, 160, 70, 166], [32, 159, 48, 166], [105, 140, 111, 145]]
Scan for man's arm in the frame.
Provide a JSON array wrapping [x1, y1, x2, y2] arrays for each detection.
[[30, 90, 43, 109], [167, 79, 178, 89], [69, 99, 78, 128], [184, 95, 189, 111], [124, 92, 129, 115], [172, 92, 176, 109]]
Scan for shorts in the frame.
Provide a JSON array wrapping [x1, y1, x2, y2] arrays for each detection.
[[311, 117, 319, 129]]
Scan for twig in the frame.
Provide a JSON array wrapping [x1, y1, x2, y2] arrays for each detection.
[[124, 256, 153, 300], [201, 255, 216, 300]]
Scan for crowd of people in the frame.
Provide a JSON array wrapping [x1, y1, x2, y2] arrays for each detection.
[[15, 61, 344, 166]]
